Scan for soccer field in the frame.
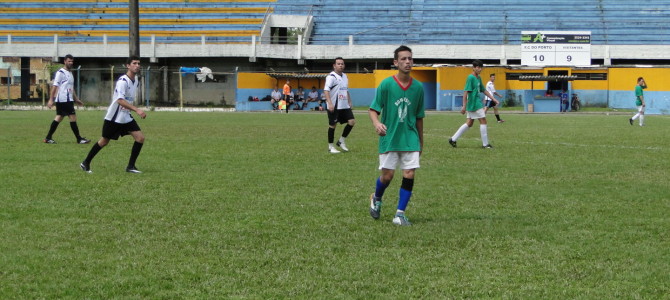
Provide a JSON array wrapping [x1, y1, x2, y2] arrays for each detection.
[[1, 110, 668, 298]]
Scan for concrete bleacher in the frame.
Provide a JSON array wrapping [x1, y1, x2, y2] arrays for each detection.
[[0, 0, 275, 44], [272, 0, 670, 45]]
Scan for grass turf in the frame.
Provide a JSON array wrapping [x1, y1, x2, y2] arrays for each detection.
[[1, 110, 668, 298]]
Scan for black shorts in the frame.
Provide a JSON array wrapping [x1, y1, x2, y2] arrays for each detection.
[[55, 101, 76, 116], [485, 99, 497, 108], [102, 119, 141, 140], [328, 108, 355, 125]]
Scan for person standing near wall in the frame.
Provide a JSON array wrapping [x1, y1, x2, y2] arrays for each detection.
[[483, 73, 504, 122], [324, 57, 355, 153], [80, 56, 146, 173], [43, 54, 90, 144], [368, 45, 424, 226], [629, 77, 647, 126], [448, 59, 497, 149], [282, 79, 291, 113]]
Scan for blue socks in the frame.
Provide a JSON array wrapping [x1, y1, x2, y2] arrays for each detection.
[[375, 177, 388, 199], [397, 177, 414, 212]]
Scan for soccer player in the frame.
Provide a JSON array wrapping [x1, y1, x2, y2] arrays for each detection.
[[80, 56, 147, 173], [324, 57, 355, 153], [43, 54, 90, 144], [629, 77, 647, 126], [448, 59, 497, 149], [282, 79, 291, 113], [368, 45, 424, 226], [483, 73, 504, 122]]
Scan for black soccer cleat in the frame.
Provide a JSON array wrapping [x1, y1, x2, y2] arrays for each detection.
[[448, 138, 457, 148], [78, 137, 91, 144], [80, 161, 92, 173], [44, 139, 56, 144], [482, 144, 494, 149], [629, 118, 633, 125]]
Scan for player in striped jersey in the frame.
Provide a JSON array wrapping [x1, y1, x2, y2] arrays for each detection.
[[80, 56, 147, 174], [43, 54, 90, 144]]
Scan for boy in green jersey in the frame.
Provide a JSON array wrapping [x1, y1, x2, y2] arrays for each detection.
[[448, 59, 498, 148], [629, 77, 647, 126], [368, 45, 425, 226]]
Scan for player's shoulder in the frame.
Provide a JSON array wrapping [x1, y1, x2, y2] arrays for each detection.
[[411, 77, 424, 87]]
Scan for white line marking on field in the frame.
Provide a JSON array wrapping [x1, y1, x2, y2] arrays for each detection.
[[424, 133, 664, 151]]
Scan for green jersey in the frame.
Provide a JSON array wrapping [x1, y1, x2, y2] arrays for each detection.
[[635, 85, 645, 106], [370, 75, 425, 153], [464, 74, 485, 111]]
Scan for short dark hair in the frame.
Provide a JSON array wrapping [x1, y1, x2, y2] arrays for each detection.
[[394, 45, 412, 60], [490, 73, 495, 77], [64, 54, 74, 61], [637, 77, 644, 82], [126, 55, 140, 65], [334, 57, 344, 63], [472, 59, 484, 68]]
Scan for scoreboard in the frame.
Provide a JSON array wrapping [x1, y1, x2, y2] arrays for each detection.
[[521, 31, 591, 66]]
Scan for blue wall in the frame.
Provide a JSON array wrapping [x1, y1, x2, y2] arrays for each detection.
[[610, 91, 670, 115]]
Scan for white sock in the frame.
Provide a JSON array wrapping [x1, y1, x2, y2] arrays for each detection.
[[452, 124, 470, 141], [338, 137, 345, 144], [639, 115, 644, 126], [632, 113, 640, 120], [480, 124, 489, 146]]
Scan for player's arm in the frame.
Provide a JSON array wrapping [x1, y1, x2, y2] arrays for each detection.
[[640, 95, 645, 107], [461, 91, 468, 114], [48, 84, 58, 109], [368, 109, 386, 136], [117, 99, 146, 119], [347, 91, 353, 108], [324, 90, 334, 112], [73, 90, 83, 106], [483, 90, 499, 105], [416, 117, 423, 152]]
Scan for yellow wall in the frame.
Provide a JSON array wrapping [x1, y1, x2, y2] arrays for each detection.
[[239, 67, 670, 93], [437, 66, 509, 90], [608, 68, 669, 91], [348, 73, 375, 88], [237, 73, 276, 89], [238, 72, 376, 89]]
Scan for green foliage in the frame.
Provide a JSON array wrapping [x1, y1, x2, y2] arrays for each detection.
[[503, 90, 518, 107], [1, 111, 669, 298]]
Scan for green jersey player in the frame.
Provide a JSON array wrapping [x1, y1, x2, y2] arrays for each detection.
[[368, 45, 425, 226]]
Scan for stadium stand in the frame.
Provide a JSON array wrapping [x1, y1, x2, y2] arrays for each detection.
[[272, 0, 670, 45], [0, 0, 275, 44], [1, 0, 668, 45]]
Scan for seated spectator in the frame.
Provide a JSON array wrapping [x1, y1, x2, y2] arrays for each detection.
[[294, 86, 305, 110], [271, 87, 282, 110], [287, 90, 297, 110], [307, 86, 320, 106], [544, 89, 554, 97]]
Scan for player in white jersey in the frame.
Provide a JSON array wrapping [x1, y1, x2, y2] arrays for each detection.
[[80, 56, 147, 174], [483, 73, 504, 123], [324, 57, 355, 153], [43, 54, 90, 144]]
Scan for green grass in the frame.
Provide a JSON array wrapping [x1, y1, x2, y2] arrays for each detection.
[[1, 110, 669, 299]]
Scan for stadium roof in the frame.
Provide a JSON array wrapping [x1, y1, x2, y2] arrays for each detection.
[[265, 73, 329, 79], [518, 75, 578, 81]]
